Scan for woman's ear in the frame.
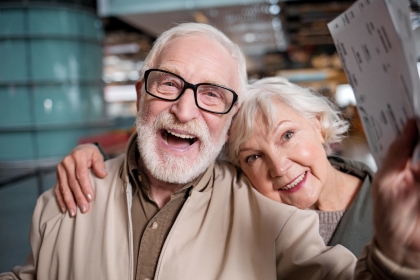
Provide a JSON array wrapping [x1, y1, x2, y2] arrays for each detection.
[[313, 116, 325, 144]]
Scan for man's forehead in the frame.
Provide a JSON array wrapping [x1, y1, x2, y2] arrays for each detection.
[[153, 36, 239, 90], [154, 65, 229, 86]]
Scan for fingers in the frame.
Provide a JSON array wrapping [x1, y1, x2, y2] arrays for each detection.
[[54, 143, 106, 217], [91, 152, 107, 179], [64, 151, 90, 215], [372, 118, 420, 266], [379, 119, 418, 175], [411, 157, 420, 182], [54, 181, 67, 214], [56, 163, 78, 217], [74, 144, 107, 203]]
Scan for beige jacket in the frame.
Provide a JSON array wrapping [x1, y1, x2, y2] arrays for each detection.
[[1, 150, 419, 279]]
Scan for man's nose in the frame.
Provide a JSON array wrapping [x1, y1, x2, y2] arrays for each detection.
[[169, 88, 200, 122]]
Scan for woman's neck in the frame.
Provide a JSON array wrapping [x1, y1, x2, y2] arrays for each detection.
[[314, 164, 362, 212]]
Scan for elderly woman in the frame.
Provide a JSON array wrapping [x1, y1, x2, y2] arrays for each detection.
[[225, 76, 374, 256], [56, 77, 374, 257]]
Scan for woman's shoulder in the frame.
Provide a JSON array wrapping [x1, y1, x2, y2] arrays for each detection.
[[328, 155, 375, 179]]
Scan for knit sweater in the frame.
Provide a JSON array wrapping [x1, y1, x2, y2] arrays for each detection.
[[315, 210, 346, 245]]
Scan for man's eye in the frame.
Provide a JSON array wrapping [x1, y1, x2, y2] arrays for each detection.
[[199, 87, 224, 100], [246, 155, 260, 164], [163, 81, 176, 87], [205, 91, 219, 98]]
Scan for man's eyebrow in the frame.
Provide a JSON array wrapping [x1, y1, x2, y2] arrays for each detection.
[[154, 66, 229, 87], [157, 66, 180, 76]]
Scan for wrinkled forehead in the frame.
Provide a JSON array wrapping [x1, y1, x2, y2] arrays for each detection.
[[154, 34, 240, 91]]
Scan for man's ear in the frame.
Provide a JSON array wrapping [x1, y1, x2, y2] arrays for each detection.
[[225, 106, 240, 143], [231, 103, 240, 116], [135, 79, 144, 111]]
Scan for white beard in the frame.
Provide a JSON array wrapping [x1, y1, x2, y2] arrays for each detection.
[[135, 107, 231, 185]]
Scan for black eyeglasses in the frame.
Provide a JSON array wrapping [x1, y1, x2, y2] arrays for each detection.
[[144, 69, 238, 114]]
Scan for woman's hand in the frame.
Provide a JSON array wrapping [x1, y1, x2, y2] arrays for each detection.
[[373, 118, 420, 268], [54, 144, 107, 217]]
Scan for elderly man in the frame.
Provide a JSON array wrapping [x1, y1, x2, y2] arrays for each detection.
[[2, 23, 420, 280]]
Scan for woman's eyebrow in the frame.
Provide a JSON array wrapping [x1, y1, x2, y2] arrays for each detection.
[[238, 119, 292, 153]]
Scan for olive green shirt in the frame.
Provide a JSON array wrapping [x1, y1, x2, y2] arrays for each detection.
[[126, 141, 208, 280]]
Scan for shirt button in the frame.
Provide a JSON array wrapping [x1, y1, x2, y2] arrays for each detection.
[[151, 222, 158, 229]]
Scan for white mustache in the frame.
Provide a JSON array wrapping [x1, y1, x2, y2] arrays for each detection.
[[150, 112, 210, 142]]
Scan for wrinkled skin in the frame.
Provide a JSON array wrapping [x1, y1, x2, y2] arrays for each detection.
[[54, 143, 106, 216], [372, 119, 420, 268]]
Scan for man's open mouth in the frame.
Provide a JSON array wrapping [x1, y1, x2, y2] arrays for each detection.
[[162, 129, 198, 148]]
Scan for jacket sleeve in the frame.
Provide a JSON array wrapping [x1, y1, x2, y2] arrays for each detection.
[[274, 208, 420, 280], [0, 190, 55, 280], [355, 240, 420, 279], [275, 208, 356, 279]]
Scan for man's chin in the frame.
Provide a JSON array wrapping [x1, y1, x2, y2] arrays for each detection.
[[145, 155, 208, 185]]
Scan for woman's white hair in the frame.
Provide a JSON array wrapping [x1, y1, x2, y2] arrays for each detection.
[[226, 76, 349, 166], [139, 22, 248, 103]]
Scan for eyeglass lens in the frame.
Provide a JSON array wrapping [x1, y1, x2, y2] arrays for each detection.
[[146, 70, 235, 114]]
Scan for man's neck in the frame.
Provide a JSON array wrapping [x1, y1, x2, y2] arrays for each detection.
[[148, 177, 184, 209], [137, 158, 187, 209]]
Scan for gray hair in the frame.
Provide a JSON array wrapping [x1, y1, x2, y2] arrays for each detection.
[[139, 22, 248, 103], [226, 76, 349, 166]]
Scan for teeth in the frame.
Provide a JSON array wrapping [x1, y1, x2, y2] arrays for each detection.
[[167, 130, 195, 139], [280, 172, 306, 190]]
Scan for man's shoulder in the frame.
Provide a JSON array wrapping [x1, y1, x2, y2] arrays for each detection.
[[89, 154, 125, 191], [34, 154, 128, 232]]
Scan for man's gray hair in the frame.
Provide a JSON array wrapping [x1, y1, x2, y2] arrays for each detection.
[[140, 22, 248, 102], [226, 76, 349, 166]]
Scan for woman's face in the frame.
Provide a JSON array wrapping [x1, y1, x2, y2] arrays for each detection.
[[238, 100, 330, 209]]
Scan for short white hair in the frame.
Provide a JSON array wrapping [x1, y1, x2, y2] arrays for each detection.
[[227, 76, 349, 166], [139, 22, 248, 103]]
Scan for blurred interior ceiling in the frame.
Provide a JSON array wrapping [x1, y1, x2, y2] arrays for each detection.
[[100, 0, 356, 73]]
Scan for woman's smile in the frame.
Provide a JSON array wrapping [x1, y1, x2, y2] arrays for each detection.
[[278, 171, 308, 192]]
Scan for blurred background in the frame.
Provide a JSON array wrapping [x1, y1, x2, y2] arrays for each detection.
[[1, 0, 418, 271]]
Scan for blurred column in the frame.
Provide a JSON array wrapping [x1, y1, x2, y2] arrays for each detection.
[[0, 1, 106, 271], [0, 1, 107, 167]]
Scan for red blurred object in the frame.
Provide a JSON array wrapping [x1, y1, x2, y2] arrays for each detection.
[[79, 129, 133, 156]]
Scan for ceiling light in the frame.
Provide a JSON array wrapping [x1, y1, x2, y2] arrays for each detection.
[[209, 9, 218, 17], [243, 33, 257, 43], [269, 5, 280, 15], [185, 1, 194, 9], [335, 84, 356, 107], [104, 85, 137, 102], [104, 43, 140, 55]]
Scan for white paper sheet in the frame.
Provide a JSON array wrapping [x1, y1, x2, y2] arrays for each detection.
[[328, 0, 420, 167]]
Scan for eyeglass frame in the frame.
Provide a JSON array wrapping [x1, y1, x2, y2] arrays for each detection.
[[143, 68, 238, 114]]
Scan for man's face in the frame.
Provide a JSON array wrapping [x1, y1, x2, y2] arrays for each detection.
[[135, 34, 239, 184]]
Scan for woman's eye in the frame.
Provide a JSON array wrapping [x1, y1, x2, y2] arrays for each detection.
[[283, 131, 294, 141], [246, 155, 260, 164]]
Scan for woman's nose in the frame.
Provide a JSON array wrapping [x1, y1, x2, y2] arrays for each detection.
[[269, 155, 290, 178]]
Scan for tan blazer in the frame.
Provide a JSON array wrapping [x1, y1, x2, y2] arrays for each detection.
[[1, 151, 418, 279]]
